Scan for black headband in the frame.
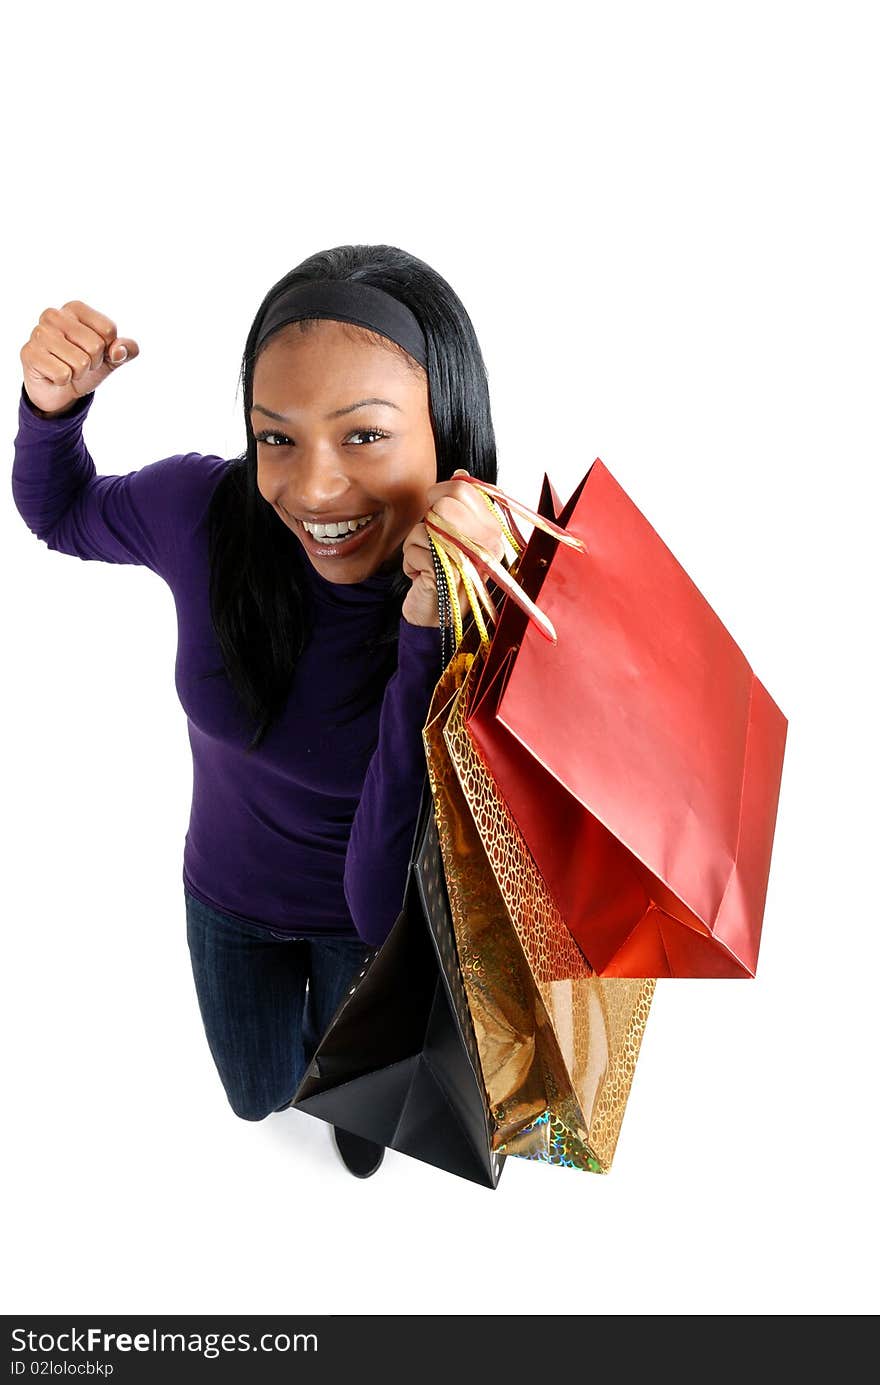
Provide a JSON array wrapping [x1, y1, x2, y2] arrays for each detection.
[[254, 279, 428, 369]]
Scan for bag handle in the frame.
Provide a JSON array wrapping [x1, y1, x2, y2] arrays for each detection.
[[425, 474, 586, 650]]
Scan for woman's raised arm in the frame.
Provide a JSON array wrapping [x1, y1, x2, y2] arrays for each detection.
[[12, 300, 226, 585]]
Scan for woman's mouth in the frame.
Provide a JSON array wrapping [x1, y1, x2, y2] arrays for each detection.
[[292, 510, 382, 559]]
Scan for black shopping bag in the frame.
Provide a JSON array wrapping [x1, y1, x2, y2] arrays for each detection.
[[292, 777, 506, 1189]]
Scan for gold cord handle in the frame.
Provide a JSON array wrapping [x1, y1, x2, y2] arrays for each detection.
[[426, 475, 587, 651]]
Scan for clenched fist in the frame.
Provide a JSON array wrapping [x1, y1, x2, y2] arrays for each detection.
[[401, 468, 507, 628], [20, 300, 139, 418]]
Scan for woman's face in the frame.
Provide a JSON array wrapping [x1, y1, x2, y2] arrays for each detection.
[[251, 318, 437, 582]]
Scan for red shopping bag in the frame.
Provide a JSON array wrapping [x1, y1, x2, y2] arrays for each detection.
[[462, 461, 788, 979]]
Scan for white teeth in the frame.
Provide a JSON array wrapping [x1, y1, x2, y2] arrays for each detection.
[[302, 513, 376, 539]]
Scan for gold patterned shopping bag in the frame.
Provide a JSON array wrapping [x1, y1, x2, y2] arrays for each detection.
[[423, 613, 654, 1173]]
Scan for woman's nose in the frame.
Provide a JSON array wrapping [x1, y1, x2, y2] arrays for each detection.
[[282, 445, 352, 515]]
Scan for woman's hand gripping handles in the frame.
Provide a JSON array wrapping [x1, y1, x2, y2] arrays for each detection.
[[401, 467, 586, 644]]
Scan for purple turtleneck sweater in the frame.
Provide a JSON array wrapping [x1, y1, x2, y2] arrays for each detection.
[[11, 383, 443, 946]]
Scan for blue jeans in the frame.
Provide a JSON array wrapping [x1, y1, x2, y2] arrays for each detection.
[[184, 887, 374, 1121]]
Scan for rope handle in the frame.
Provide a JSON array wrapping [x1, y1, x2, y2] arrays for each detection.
[[426, 474, 586, 654]]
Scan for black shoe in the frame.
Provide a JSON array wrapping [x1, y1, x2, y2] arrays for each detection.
[[332, 1125, 385, 1178]]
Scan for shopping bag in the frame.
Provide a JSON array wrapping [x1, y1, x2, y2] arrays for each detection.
[[423, 617, 654, 1174], [445, 462, 788, 978], [292, 776, 506, 1190]]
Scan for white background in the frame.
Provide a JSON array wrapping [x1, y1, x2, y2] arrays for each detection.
[[2, 0, 877, 1318]]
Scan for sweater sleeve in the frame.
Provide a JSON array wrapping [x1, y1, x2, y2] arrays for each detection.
[[10, 383, 225, 586], [343, 614, 443, 946]]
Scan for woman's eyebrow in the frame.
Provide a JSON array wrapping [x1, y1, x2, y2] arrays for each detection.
[[251, 398, 403, 423]]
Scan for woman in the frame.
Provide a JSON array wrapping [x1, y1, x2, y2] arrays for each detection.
[[12, 243, 506, 1179]]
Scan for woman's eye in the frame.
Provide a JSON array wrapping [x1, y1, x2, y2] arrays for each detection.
[[348, 428, 389, 445], [255, 428, 388, 446]]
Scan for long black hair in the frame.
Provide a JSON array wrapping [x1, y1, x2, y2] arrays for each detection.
[[205, 243, 498, 752]]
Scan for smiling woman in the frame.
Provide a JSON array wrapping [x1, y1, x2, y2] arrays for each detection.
[[205, 250, 501, 755], [249, 319, 437, 578], [11, 242, 504, 1178]]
